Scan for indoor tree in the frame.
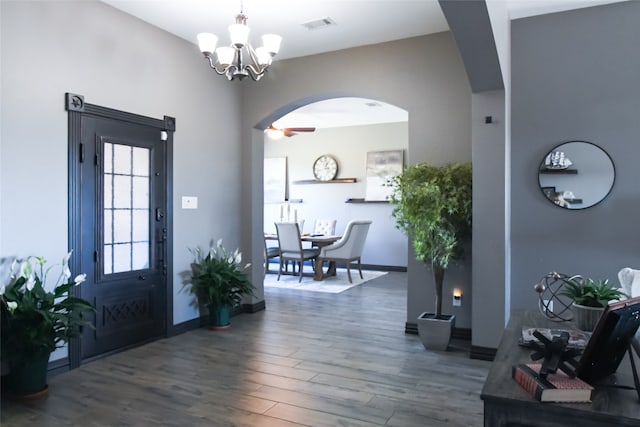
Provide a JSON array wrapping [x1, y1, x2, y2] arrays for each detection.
[[389, 162, 472, 319]]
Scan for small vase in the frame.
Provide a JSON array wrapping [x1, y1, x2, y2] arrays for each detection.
[[208, 304, 231, 330], [572, 303, 604, 331], [6, 347, 51, 398]]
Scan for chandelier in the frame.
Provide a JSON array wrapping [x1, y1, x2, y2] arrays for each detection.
[[196, 2, 282, 81]]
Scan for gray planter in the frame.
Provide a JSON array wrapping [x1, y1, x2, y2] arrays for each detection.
[[572, 303, 604, 331], [417, 312, 455, 351]]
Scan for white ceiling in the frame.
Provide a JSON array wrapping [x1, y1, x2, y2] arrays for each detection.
[[101, 0, 626, 129]]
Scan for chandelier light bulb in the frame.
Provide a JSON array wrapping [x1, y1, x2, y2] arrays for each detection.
[[229, 22, 250, 48], [261, 34, 282, 55], [216, 47, 235, 66], [197, 33, 218, 54]]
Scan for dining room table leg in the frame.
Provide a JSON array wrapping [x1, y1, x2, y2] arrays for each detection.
[[326, 261, 337, 277], [314, 257, 324, 281]]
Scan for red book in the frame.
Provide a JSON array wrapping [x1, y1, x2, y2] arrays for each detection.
[[512, 363, 594, 403]]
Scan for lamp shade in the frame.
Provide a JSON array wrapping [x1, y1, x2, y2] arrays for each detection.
[[229, 23, 250, 48], [215, 47, 235, 66], [197, 33, 218, 54], [262, 34, 282, 55], [255, 47, 272, 66]]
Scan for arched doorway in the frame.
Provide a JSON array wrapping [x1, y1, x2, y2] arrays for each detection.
[[259, 96, 409, 289]]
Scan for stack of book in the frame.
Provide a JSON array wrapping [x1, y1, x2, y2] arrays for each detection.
[[512, 363, 594, 403]]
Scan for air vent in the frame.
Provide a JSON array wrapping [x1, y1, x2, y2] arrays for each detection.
[[301, 17, 336, 31]]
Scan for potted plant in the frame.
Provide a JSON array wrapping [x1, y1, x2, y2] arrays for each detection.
[[188, 239, 254, 329], [561, 277, 626, 331], [389, 162, 472, 351], [0, 252, 95, 398]]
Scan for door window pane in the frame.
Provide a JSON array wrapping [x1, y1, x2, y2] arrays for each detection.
[[132, 242, 149, 270], [113, 176, 132, 209], [113, 243, 132, 273], [132, 210, 148, 242], [132, 147, 150, 177], [113, 210, 132, 243], [132, 177, 149, 209], [113, 144, 131, 175]]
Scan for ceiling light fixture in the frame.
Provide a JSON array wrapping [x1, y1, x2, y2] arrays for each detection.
[[196, 1, 282, 81]]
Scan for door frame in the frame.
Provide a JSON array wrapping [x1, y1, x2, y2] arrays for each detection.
[[65, 93, 175, 368]]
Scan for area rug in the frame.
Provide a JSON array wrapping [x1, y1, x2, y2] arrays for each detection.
[[263, 267, 387, 294]]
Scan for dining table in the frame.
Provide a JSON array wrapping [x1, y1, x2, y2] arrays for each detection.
[[264, 233, 341, 280]]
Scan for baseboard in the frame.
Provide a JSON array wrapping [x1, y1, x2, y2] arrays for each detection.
[[267, 260, 406, 273], [242, 300, 266, 313], [360, 264, 407, 272], [453, 327, 471, 341], [168, 317, 202, 337], [47, 357, 70, 378], [470, 345, 497, 361], [405, 322, 471, 341], [168, 300, 266, 337], [405, 321, 418, 334]]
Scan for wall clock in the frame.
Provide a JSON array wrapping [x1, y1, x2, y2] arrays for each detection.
[[313, 154, 338, 181]]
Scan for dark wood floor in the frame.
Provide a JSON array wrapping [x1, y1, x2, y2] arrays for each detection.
[[1, 272, 490, 426]]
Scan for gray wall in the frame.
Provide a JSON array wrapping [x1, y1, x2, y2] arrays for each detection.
[[472, 90, 507, 348], [240, 33, 473, 328], [0, 0, 246, 337], [264, 122, 408, 267], [511, 1, 640, 311]]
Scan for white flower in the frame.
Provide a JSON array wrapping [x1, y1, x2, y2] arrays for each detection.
[[19, 260, 31, 279], [61, 251, 73, 281], [234, 252, 242, 265], [25, 275, 36, 291], [7, 301, 17, 312], [0, 285, 5, 296], [73, 274, 87, 286]]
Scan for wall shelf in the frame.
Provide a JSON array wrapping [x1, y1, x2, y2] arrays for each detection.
[[539, 169, 578, 174], [293, 178, 357, 184], [345, 198, 392, 204]]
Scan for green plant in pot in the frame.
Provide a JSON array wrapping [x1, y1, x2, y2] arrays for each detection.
[[0, 252, 95, 398], [188, 239, 254, 329], [561, 277, 626, 331], [389, 162, 472, 351]]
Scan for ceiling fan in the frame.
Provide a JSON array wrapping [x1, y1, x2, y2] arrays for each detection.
[[265, 124, 316, 139]]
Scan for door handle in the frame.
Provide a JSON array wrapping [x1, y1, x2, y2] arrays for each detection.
[[155, 208, 164, 222]]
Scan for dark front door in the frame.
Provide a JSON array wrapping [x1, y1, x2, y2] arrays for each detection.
[[68, 100, 173, 360]]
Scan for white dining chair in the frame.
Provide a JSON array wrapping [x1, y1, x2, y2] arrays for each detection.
[[275, 222, 320, 282], [317, 219, 372, 283], [313, 219, 337, 235]]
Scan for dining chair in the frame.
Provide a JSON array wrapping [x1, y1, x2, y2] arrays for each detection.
[[275, 222, 320, 282], [263, 237, 280, 275], [313, 219, 337, 236], [317, 219, 372, 283]]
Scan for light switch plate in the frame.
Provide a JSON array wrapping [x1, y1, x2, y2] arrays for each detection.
[[182, 196, 198, 209]]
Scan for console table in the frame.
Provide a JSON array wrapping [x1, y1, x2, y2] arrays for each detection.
[[481, 310, 640, 426]]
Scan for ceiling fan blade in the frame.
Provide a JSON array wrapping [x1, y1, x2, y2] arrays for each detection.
[[283, 127, 316, 133]]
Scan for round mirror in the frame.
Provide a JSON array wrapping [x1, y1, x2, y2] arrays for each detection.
[[538, 141, 614, 210]]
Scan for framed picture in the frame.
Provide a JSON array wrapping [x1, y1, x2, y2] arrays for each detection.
[[264, 157, 287, 203], [541, 186, 556, 200], [365, 150, 404, 201], [576, 296, 640, 383]]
